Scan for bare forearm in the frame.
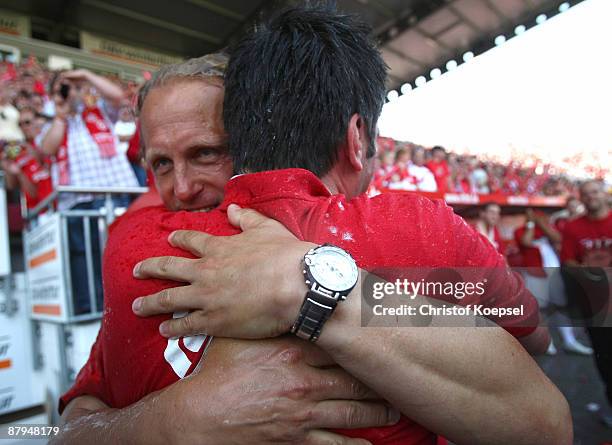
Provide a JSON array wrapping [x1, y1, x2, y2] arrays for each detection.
[[40, 118, 66, 156], [85, 72, 124, 104], [520, 229, 534, 247], [538, 222, 561, 244], [52, 394, 167, 445], [317, 279, 571, 445]]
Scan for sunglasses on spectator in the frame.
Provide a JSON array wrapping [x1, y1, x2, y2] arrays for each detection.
[[19, 119, 32, 125]]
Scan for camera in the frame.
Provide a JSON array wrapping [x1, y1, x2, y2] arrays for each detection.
[[60, 83, 70, 100]]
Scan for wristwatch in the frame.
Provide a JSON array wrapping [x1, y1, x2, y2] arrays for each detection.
[[291, 244, 359, 342]]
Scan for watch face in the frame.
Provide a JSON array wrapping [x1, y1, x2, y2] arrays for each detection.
[[308, 246, 359, 292]]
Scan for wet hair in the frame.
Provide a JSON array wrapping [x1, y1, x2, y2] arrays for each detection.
[[224, 5, 387, 176], [135, 51, 228, 117]]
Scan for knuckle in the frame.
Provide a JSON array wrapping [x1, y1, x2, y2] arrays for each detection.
[[179, 315, 197, 335], [348, 379, 370, 400], [343, 402, 364, 427], [283, 379, 312, 400], [157, 289, 172, 310], [288, 406, 314, 425], [159, 256, 174, 273]]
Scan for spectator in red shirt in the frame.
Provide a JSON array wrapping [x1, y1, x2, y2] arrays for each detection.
[[515, 209, 592, 355], [561, 180, 612, 426], [474, 203, 505, 256], [425, 146, 450, 193], [552, 196, 584, 235], [387, 147, 417, 191], [0, 107, 53, 210]]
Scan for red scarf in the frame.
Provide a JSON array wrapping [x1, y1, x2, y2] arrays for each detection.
[[56, 106, 117, 185]]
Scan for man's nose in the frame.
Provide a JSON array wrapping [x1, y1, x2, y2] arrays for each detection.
[[174, 171, 201, 203]]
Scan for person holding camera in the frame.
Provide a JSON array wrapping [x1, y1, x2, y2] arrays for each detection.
[[38, 69, 139, 314]]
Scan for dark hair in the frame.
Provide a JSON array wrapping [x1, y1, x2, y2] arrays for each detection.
[[481, 202, 500, 212], [224, 5, 387, 176], [432, 145, 445, 154]]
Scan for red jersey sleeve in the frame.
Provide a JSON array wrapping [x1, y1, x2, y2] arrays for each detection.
[[59, 327, 109, 414]]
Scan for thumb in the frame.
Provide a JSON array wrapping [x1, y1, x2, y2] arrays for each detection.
[[227, 204, 268, 231]]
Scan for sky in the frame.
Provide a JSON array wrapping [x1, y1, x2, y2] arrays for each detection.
[[378, 0, 611, 177]]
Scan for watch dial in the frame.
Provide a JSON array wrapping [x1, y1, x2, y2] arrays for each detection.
[[310, 247, 358, 292]]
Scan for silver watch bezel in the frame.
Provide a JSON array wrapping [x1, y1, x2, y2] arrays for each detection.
[[303, 244, 359, 294]]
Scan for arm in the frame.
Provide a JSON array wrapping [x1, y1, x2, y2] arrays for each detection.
[[519, 210, 536, 247], [63, 70, 125, 106], [40, 115, 67, 157], [54, 338, 394, 445], [0, 157, 37, 197], [535, 213, 562, 245], [132, 206, 571, 445], [317, 286, 570, 445]]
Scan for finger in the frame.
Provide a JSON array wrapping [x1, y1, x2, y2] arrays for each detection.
[[168, 230, 212, 257], [159, 311, 208, 337], [305, 430, 372, 445], [227, 204, 269, 231], [132, 286, 203, 318], [308, 400, 400, 430], [307, 367, 379, 401], [133, 256, 198, 282]]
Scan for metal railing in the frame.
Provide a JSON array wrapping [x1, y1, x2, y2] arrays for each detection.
[[25, 186, 148, 322]]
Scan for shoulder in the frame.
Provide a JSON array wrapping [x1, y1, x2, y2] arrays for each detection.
[[563, 216, 587, 235], [347, 192, 461, 236]]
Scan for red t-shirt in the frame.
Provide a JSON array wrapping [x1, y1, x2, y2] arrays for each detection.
[[14, 148, 53, 209], [514, 226, 546, 268], [561, 212, 612, 266], [425, 160, 449, 193], [61, 169, 540, 444]]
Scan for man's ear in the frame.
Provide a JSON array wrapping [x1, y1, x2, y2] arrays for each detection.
[[346, 113, 367, 172]]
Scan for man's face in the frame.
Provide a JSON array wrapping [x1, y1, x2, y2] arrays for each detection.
[[481, 205, 501, 227], [432, 150, 445, 162], [52, 79, 82, 109], [413, 150, 425, 166], [19, 110, 37, 141], [580, 181, 608, 215], [141, 78, 233, 211]]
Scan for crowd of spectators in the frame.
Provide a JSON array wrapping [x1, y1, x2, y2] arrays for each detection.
[[372, 140, 601, 197], [2, 58, 606, 208], [0, 58, 144, 313], [0, 58, 142, 212]]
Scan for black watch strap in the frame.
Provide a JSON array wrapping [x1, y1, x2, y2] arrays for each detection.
[[291, 288, 338, 342]]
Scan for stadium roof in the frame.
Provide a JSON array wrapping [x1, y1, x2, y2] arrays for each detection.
[[1, 0, 579, 88]]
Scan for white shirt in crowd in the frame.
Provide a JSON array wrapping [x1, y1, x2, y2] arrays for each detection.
[[114, 120, 137, 154], [408, 164, 438, 192]]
